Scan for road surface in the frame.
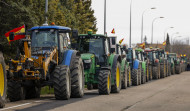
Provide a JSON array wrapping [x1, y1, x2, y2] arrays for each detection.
[[1, 72, 190, 111]]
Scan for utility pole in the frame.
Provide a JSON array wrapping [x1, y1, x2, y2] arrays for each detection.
[[104, 0, 106, 35], [44, 0, 48, 26], [129, 0, 132, 47]]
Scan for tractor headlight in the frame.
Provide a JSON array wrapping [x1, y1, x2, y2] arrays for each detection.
[[84, 59, 91, 63]]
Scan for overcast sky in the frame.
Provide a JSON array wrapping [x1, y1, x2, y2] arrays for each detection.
[[91, 0, 190, 45]]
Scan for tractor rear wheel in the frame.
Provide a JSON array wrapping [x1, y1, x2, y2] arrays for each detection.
[[98, 70, 111, 95], [25, 81, 41, 99], [53, 65, 71, 100], [148, 65, 152, 81], [7, 81, 25, 102], [160, 64, 165, 78], [146, 64, 149, 82], [127, 66, 132, 87], [122, 66, 128, 89], [176, 65, 181, 74], [132, 69, 138, 86], [138, 67, 141, 85], [0, 52, 6, 108], [70, 57, 84, 98], [111, 62, 121, 93], [141, 68, 145, 84], [153, 66, 159, 79], [171, 65, 175, 75], [168, 64, 171, 76]]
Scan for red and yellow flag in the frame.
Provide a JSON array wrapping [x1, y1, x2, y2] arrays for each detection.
[[140, 42, 145, 49], [119, 38, 124, 45], [111, 28, 115, 34], [163, 41, 166, 46], [5, 25, 25, 42]]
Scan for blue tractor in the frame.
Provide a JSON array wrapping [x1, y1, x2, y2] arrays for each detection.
[[127, 48, 142, 86]]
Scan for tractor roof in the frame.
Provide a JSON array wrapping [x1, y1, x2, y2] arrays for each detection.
[[79, 34, 106, 37], [30, 25, 71, 31], [135, 48, 143, 52]]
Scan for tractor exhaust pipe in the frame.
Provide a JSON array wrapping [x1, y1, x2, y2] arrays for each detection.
[[43, 0, 48, 26]]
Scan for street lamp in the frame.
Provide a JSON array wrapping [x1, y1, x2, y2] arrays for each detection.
[[173, 35, 182, 44], [151, 16, 164, 44], [104, 0, 106, 35], [164, 27, 174, 41], [141, 7, 156, 43], [170, 32, 179, 44], [129, 0, 132, 47]]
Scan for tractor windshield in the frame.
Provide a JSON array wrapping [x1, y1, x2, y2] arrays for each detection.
[[79, 37, 105, 62], [31, 30, 58, 47]]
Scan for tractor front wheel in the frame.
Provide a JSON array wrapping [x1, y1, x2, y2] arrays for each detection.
[[127, 66, 132, 87], [0, 52, 6, 108], [122, 66, 128, 89], [53, 65, 71, 100], [111, 62, 121, 93], [7, 81, 25, 102], [98, 70, 111, 95], [70, 57, 84, 98], [132, 69, 138, 86]]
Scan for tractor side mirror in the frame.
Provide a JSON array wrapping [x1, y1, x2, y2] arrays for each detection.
[[9, 32, 15, 40], [72, 30, 78, 39]]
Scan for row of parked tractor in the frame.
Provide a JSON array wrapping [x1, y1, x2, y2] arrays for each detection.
[[0, 25, 189, 108]]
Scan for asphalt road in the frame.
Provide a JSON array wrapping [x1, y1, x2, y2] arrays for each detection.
[[1, 71, 190, 111]]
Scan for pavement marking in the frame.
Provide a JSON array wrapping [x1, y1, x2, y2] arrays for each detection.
[[0, 103, 32, 111], [0, 98, 54, 111]]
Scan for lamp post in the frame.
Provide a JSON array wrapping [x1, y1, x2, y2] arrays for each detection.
[[129, 0, 132, 47], [151, 16, 164, 44], [170, 32, 179, 44], [164, 27, 174, 41], [104, 0, 106, 35], [141, 7, 156, 43], [173, 35, 182, 44]]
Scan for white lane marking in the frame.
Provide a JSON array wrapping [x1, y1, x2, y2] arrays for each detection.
[[0, 98, 54, 111], [0, 103, 31, 111]]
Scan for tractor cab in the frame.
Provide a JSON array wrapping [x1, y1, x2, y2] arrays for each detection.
[[78, 31, 110, 67], [30, 25, 72, 63]]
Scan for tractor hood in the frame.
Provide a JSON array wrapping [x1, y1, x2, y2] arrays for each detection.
[[81, 53, 94, 60]]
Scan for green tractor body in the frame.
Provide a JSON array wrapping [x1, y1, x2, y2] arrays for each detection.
[[77, 33, 122, 94], [168, 53, 176, 74]]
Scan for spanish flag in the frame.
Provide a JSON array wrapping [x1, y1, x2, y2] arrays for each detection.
[[5, 25, 25, 42], [119, 38, 124, 45], [140, 42, 145, 47], [163, 41, 166, 46], [111, 28, 115, 34]]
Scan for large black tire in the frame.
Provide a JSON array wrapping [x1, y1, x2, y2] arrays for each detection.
[[53, 65, 71, 100], [70, 57, 84, 98], [98, 70, 111, 95], [138, 67, 141, 85], [148, 65, 152, 81], [168, 64, 171, 76], [171, 65, 175, 75], [7, 81, 25, 102], [146, 64, 149, 82], [153, 66, 159, 79], [132, 69, 138, 86], [141, 68, 145, 84], [122, 66, 128, 89], [160, 64, 165, 78], [111, 62, 121, 93], [176, 65, 181, 74], [127, 66, 132, 87], [25, 81, 41, 99], [0, 52, 6, 108]]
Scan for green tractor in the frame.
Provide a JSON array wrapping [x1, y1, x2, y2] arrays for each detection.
[[157, 49, 168, 78], [168, 53, 176, 75], [109, 37, 131, 89], [170, 53, 182, 74], [145, 48, 160, 80], [135, 48, 147, 84], [180, 54, 188, 72], [76, 31, 122, 94], [0, 46, 6, 108]]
